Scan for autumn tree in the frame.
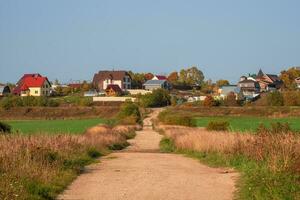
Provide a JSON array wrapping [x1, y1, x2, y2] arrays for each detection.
[[167, 71, 179, 84], [144, 73, 154, 80], [216, 79, 230, 88], [280, 67, 300, 90]]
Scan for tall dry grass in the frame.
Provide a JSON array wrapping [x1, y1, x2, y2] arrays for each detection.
[[0, 124, 136, 199], [160, 125, 300, 173]]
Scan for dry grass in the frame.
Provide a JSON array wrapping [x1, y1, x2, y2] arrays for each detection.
[[160, 125, 300, 173], [0, 124, 136, 199]]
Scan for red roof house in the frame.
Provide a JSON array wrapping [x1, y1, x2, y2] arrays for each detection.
[[13, 73, 51, 96]]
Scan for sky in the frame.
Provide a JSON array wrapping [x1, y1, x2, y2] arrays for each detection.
[[0, 0, 300, 84]]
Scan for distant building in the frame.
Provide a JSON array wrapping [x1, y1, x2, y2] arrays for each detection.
[[92, 70, 131, 91], [218, 85, 240, 98], [256, 69, 282, 92], [0, 85, 11, 96], [143, 80, 170, 91], [105, 84, 123, 96], [238, 77, 260, 99], [13, 73, 51, 96], [152, 75, 167, 81]]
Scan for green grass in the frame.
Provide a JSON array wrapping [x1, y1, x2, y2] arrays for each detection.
[[194, 116, 300, 132], [5, 118, 106, 135], [160, 138, 300, 200]]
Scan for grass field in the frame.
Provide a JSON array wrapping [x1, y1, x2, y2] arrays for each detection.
[[194, 116, 300, 132], [5, 118, 106, 134]]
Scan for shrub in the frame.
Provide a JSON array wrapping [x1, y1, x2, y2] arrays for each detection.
[[257, 122, 292, 134], [224, 92, 239, 106], [158, 110, 195, 127], [206, 120, 229, 131], [203, 95, 217, 107], [267, 91, 284, 106], [0, 122, 11, 134], [117, 102, 141, 124], [283, 91, 300, 106], [139, 89, 171, 107]]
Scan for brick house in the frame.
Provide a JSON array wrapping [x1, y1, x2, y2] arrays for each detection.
[[92, 71, 131, 91]]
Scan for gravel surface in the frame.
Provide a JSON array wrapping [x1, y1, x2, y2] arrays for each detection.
[[58, 109, 238, 200]]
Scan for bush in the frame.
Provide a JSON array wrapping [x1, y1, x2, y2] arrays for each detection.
[[139, 89, 171, 107], [206, 120, 229, 131], [158, 110, 195, 127], [117, 102, 141, 124], [0, 96, 60, 109], [203, 95, 217, 107], [283, 91, 300, 106], [0, 122, 11, 133], [267, 91, 284, 106], [257, 122, 292, 134], [224, 92, 239, 106]]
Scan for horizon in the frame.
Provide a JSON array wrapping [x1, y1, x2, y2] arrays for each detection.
[[1, 0, 300, 84]]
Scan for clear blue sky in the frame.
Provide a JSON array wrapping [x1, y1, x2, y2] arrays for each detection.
[[0, 0, 300, 84]]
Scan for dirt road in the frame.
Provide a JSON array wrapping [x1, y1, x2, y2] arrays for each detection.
[[58, 109, 238, 200]]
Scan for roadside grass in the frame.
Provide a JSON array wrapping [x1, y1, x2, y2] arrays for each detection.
[[160, 137, 300, 200], [0, 128, 133, 199], [4, 118, 109, 135], [194, 116, 300, 132]]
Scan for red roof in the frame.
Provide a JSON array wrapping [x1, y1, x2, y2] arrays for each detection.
[[68, 83, 82, 89], [155, 75, 167, 80], [13, 73, 50, 95], [105, 84, 122, 93]]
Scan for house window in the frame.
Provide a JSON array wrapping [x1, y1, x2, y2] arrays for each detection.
[[35, 90, 38, 94]]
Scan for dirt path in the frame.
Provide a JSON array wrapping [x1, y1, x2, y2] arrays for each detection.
[[58, 109, 238, 200]]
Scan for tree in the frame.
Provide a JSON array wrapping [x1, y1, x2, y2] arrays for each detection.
[[267, 91, 284, 106], [128, 71, 146, 89], [144, 73, 154, 80], [167, 71, 179, 84], [279, 67, 300, 90], [178, 66, 204, 86], [216, 79, 230, 88], [82, 81, 91, 92]]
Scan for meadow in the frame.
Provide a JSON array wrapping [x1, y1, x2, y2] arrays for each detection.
[[194, 116, 300, 132], [5, 118, 107, 135]]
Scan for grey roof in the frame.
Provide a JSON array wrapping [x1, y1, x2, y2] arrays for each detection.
[[143, 80, 166, 85]]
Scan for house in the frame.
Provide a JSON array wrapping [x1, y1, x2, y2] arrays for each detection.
[[105, 84, 123, 96], [218, 85, 240, 99], [295, 77, 300, 89], [256, 69, 282, 92], [238, 76, 260, 99], [187, 96, 206, 102], [13, 73, 51, 96], [92, 70, 131, 91], [143, 80, 170, 91], [0, 85, 11, 96], [152, 75, 167, 81]]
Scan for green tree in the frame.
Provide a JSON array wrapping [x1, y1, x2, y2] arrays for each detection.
[[267, 91, 284, 106], [179, 66, 204, 86], [216, 79, 230, 88]]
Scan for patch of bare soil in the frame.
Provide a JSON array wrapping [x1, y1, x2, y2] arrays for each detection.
[[58, 108, 238, 200]]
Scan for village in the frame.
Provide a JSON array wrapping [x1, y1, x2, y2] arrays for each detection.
[[1, 66, 300, 105]]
